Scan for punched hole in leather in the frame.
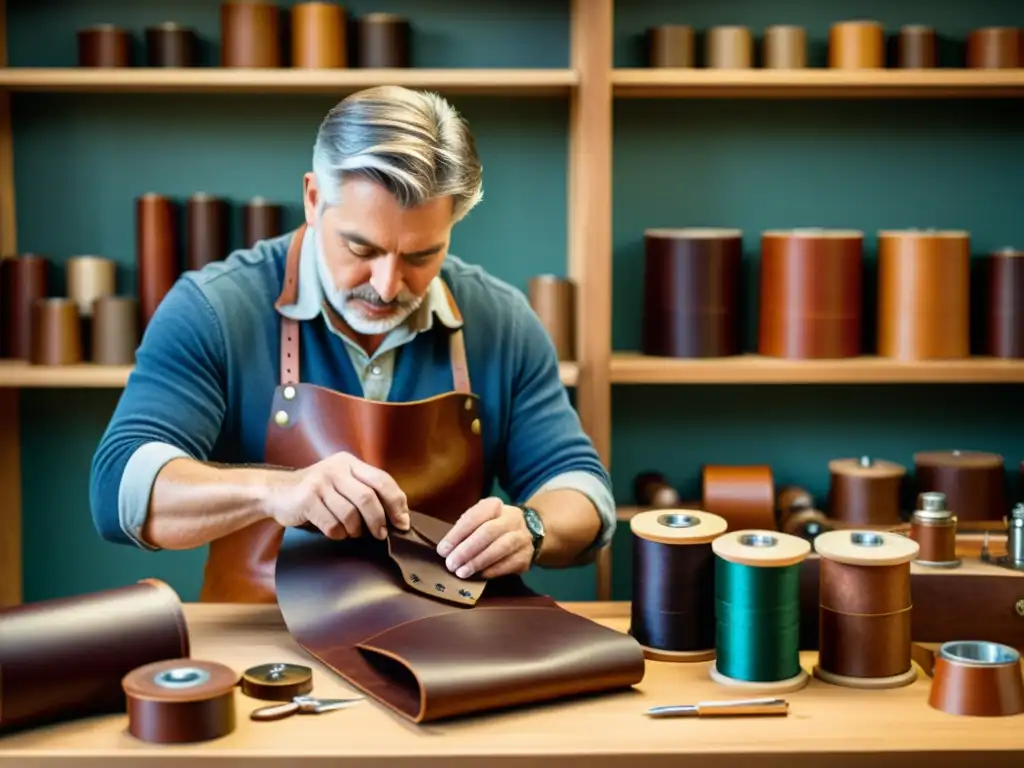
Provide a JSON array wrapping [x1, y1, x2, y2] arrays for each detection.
[[387, 511, 487, 607]]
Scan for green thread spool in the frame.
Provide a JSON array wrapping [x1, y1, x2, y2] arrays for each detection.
[[710, 529, 811, 693]]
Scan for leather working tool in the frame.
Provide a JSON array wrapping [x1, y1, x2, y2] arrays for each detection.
[[646, 697, 789, 718], [250, 696, 364, 722]]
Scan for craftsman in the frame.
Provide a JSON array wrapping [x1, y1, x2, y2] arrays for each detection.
[[88, 85, 615, 603]]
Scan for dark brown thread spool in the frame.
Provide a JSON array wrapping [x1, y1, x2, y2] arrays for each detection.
[[242, 197, 283, 248], [910, 492, 960, 568], [929, 641, 1024, 717], [146, 22, 197, 67], [641, 228, 742, 358], [646, 25, 694, 67], [32, 298, 82, 365], [77, 24, 131, 67], [358, 13, 411, 68], [92, 296, 139, 365], [827, 456, 905, 527], [898, 25, 937, 68], [634, 472, 680, 509], [240, 663, 313, 701], [527, 275, 575, 361], [292, 2, 347, 68], [187, 193, 230, 271], [137, 193, 180, 328], [705, 26, 753, 69], [913, 450, 1006, 525], [967, 27, 1021, 68], [986, 247, 1024, 359], [763, 26, 807, 69], [0, 254, 50, 360], [777, 486, 831, 541], [813, 530, 920, 689], [221, 2, 282, 68], [828, 20, 885, 69]]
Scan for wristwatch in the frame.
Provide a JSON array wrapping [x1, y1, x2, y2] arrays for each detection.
[[520, 506, 546, 564]]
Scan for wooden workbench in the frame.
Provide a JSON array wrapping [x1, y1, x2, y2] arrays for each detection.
[[0, 601, 1020, 766]]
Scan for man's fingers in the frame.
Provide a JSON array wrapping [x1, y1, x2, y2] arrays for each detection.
[[322, 485, 364, 538], [437, 498, 503, 557], [479, 548, 532, 580], [444, 518, 505, 574], [336, 473, 387, 539], [307, 500, 348, 540], [349, 461, 410, 530], [454, 532, 523, 579]]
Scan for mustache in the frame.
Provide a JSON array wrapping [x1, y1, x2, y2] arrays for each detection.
[[344, 284, 416, 308]]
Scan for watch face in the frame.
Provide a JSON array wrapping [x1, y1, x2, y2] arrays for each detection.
[[524, 507, 544, 537]]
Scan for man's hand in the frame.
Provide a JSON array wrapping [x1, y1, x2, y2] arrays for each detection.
[[435, 497, 535, 579], [265, 452, 410, 540]]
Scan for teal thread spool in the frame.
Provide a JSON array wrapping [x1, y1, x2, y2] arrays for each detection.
[[710, 529, 811, 692]]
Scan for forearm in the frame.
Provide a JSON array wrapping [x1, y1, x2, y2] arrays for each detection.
[[527, 488, 604, 567]]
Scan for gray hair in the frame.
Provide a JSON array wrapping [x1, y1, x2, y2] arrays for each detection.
[[311, 85, 483, 223]]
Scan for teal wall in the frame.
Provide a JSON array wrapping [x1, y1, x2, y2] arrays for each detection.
[[9, 0, 1024, 604]]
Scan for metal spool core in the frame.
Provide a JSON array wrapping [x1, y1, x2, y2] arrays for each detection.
[[657, 513, 699, 529], [851, 531, 884, 547], [153, 666, 211, 689], [939, 641, 1020, 666], [858, 455, 872, 467], [920, 492, 946, 511], [739, 533, 777, 548]]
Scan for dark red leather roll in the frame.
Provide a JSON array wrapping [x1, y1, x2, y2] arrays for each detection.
[[187, 193, 230, 271], [0, 254, 50, 360], [967, 27, 1021, 68], [145, 22, 197, 67], [77, 24, 131, 67], [136, 193, 180, 328], [242, 197, 283, 247], [221, 2, 282, 68], [358, 13, 410, 68], [986, 248, 1024, 359], [898, 25, 937, 68], [32, 298, 82, 366]]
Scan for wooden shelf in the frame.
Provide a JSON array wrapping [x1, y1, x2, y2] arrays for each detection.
[[0, 68, 578, 95], [610, 353, 1024, 384], [613, 68, 1024, 99]]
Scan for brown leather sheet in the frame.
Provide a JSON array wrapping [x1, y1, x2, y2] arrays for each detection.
[[275, 514, 646, 723]]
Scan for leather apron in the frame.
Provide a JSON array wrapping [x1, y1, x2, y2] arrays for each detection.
[[198, 225, 483, 604]]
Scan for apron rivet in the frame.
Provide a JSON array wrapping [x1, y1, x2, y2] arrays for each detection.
[[274, 410, 290, 426], [283, 385, 296, 400], [470, 418, 481, 435], [464, 398, 473, 411]]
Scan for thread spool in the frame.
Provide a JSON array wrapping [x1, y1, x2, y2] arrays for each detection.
[[709, 530, 810, 692], [77, 24, 131, 67], [240, 663, 313, 701], [123, 659, 238, 744], [777, 486, 832, 541], [986, 247, 1024, 359], [221, 2, 282, 68], [630, 510, 727, 662], [641, 228, 742, 358], [243, 197, 283, 248], [967, 27, 1021, 69], [758, 229, 863, 360], [763, 26, 806, 69], [136, 193, 180, 328], [828, 21, 885, 69], [358, 13, 411, 68], [877, 230, 970, 360], [898, 25, 937, 68], [827, 456, 905, 527], [92, 296, 139, 365], [646, 25, 695, 67], [634, 472, 680, 509], [145, 22, 197, 67], [527, 275, 575, 361], [705, 26, 753, 69], [910, 492, 960, 568], [66, 255, 116, 318], [187, 193, 230, 271], [32, 298, 82, 366], [0, 254, 50, 360], [929, 641, 1024, 717], [913, 450, 1006, 525], [292, 2, 347, 68], [813, 529, 919, 688], [702, 465, 776, 530]]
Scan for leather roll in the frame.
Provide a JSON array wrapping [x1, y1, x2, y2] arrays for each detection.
[[77, 24, 131, 67], [898, 25, 937, 68], [928, 641, 1024, 717], [641, 228, 741, 358], [913, 450, 1005, 524], [758, 229, 863, 359], [646, 25, 695, 68], [221, 2, 282, 68], [527, 275, 575, 361], [137, 193, 180, 328], [242, 197, 283, 248], [0, 579, 190, 734], [187, 193, 230, 271], [92, 296, 139, 365], [145, 22, 197, 67], [828, 21, 885, 69], [701, 464, 776, 530], [32, 298, 82, 365], [763, 25, 807, 69], [705, 26, 753, 69], [66, 255, 116, 317], [358, 13, 411, 68], [292, 2, 347, 68], [987, 248, 1024, 359], [0, 254, 50, 360], [967, 27, 1021, 69], [827, 456, 906, 526], [634, 472, 680, 508], [877, 230, 970, 360]]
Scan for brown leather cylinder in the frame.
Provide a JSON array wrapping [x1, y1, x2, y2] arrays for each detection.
[[240, 663, 313, 701], [705, 26, 753, 68], [634, 472, 680, 509], [292, 2, 347, 68], [221, 2, 282, 68], [877, 230, 970, 360], [31, 298, 82, 365], [763, 25, 807, 68], [187, 193, 230, 271], [242, 197, 283, 248], [646, 25, 695, 67], [0, 579, 190, 734], [909, 495, 958, 567], [92, 296, 139, 365], [758, 229, 863, 359], [0, 254, 50, 360], [77, 24, 131, 67], [527, 275, 575, 361], [701, 465, 776, 530], [828, 457, 905, 526], [929, 641, 1024, 717], [898, 25, 937, 68], [145, 22, 197, 67], [66, 255, 116, 317], [986, 248, 1024, 359], [967, 27, 1021, 69], [642, 228, 741, 358], [358, 13, 411, 68], [137, 193, 180, 328], [913, 450, 1006, 524], [828, 21, 885, 69]]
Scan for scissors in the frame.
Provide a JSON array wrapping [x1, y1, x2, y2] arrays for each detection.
[[250, 695, 364, 721]]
